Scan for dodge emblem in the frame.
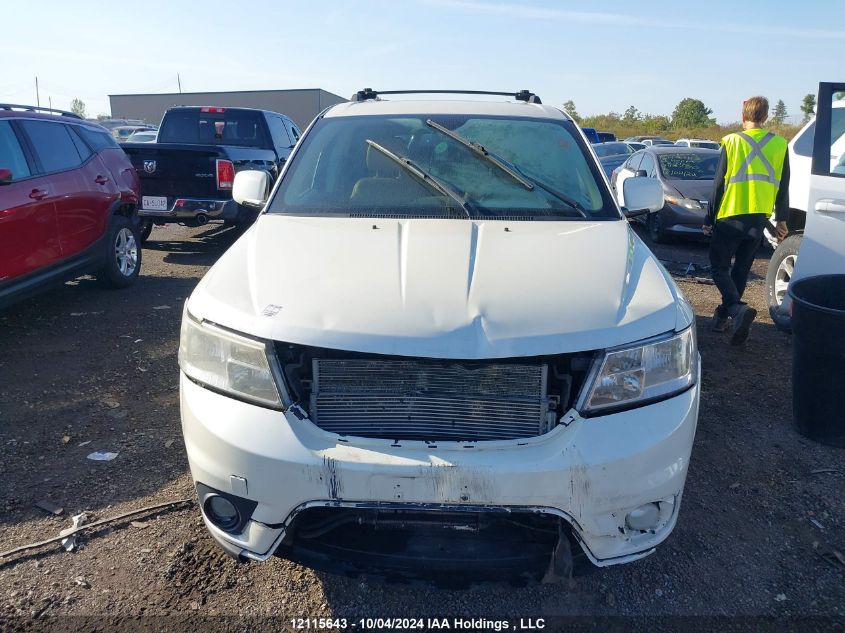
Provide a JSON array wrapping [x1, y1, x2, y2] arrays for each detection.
[[143, 160, 157, 174]]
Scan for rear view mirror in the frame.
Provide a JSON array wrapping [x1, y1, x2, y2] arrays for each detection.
[[634, 170, 648, 178], [0, 168, 12, 186], [232, 170, 270, 209], [622, 177, 664, 217]]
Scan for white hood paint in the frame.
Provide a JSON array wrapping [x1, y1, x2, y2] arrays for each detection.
[[189, 215, 683, 358]]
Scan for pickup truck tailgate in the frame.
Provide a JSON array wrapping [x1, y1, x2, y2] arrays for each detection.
[[122, 143, 226, 199]]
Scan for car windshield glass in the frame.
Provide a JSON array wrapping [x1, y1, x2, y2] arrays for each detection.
[[658, 152, 719, 180], [269, 114, 615, 220], [690, 141, 719, 150], [593, 142, 632, 157], [157, 110, 265, 147]]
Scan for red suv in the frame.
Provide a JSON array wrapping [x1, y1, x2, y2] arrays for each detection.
[[0, 104, 142, 309]]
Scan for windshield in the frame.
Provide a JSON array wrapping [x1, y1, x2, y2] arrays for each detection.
[[658, 152, 719, 180], [690, 141, 719, 150], [268, 114, 616, 220], [157, 110, 266, 147], [593, 142, 633, 158]]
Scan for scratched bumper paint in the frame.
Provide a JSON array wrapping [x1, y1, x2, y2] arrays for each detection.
[[181, 372, 700, 565]]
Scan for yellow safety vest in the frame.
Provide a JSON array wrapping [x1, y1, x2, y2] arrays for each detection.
[[717, 128, 787, 220]]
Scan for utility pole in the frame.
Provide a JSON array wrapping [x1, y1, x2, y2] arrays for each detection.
[[178, 74, 182, 94], [48, 97, 52, 110], [35, 76, 40, 107]]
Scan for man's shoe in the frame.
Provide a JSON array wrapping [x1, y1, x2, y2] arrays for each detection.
[[730, 305, 757, 345], [711, 309, 729, 333]]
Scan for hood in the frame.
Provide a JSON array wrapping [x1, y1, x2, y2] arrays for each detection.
[[667, 179, 713, 202], [189, 216, 684, 359]]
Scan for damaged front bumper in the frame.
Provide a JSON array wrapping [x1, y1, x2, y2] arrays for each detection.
[[180, 368, 699, 569]]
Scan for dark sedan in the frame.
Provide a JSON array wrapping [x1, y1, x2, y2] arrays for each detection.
[[610, 146, 720, 242], [593, 142, 635, 178]]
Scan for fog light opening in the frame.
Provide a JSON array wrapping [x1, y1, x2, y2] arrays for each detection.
[[625, 503, 661, 532], [205, 494, 241, 532]]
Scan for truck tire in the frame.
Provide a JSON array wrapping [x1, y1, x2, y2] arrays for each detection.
[[766, 234, 801, 331], [97, 215, 142, 288], [139, 219, 153, 243], [648, 210, 671, 244]]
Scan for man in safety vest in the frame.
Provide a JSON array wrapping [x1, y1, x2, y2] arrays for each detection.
[[703, 96, 790, 345]]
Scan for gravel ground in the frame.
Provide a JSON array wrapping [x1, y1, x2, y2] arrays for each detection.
[[0, 223, 843, 630]]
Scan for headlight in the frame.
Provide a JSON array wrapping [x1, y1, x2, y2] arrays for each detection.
[[582, 328, 697, 415], [664, 195, 702, 210], [179, 312, 287, 409]]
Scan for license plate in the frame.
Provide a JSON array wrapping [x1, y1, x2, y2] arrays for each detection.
[[142, 196, 168, 211]]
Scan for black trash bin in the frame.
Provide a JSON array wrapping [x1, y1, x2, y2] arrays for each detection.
[[789, 274, 845, 448]]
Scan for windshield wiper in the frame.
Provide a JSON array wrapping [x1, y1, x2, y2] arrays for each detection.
[[424, 120, 587, 219], [509, 166, 589, 218], [364, 139, 472, 218], [425, 119, 535, 191]]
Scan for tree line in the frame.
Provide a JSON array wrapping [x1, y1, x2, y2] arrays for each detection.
[[563, 94, 820, 142]]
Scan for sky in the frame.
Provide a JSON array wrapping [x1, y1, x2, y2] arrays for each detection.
[[2, 0, 842, 124]]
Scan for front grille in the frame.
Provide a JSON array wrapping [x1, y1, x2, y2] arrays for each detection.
[[274, 343, 594, 442], [309, 358, 549, 441]]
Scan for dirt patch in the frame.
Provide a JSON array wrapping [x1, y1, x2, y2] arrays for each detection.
[[0, 224, 842, 624]]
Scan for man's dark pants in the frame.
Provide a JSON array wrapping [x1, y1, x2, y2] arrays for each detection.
[[709, 214, 768, 319]]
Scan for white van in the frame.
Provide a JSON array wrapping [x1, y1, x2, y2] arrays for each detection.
[[766, 95, 845, 330]]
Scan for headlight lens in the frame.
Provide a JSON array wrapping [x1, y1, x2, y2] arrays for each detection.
[[664, 195, 702, 210], [583, 328, 697, 414], [179, 313, 284, 409]]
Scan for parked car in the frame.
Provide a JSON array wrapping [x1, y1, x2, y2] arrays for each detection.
[[179, 89, 700, 579], [675, 138, 720, 150], [626, 142, 646, 152], [642, 139, 675, 147], [122, 106, 300, 241], [766, 94, 845, 331], [580, 126, 601, 143], [597, 131, 617, 143], [592, 141, 635, 178], [111, 125, 155, 143], [125, 130, 157, 143], [624, 135, 671, 144], [0, 104, 142, 310], [611, 146, 719, 243], [95, 118, 150, 131]]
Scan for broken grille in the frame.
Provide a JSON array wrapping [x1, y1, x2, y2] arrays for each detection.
[[309, 358, 551, 441]]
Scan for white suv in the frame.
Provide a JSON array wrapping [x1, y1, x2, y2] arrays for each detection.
[[674, 138, 720, 151], [178, 90, 700, 578]]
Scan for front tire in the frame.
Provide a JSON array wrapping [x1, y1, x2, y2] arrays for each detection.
[[139, 219, 153, 243], [766, 233, 801, 331], [97, 215, 141, 288]]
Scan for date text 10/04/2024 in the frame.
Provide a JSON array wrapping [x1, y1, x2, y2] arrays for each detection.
[[290, 618, 547, 630]]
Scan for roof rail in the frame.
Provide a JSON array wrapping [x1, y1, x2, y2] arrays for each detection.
[[350, 89, 542, 104], [0, 103, 83, 119]]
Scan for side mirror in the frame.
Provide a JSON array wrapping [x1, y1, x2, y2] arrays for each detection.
[[232, 170, 270, 209], [634, 169, 648, 178], [622, 177, 664, 217], [0, 168, 12, 186]]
